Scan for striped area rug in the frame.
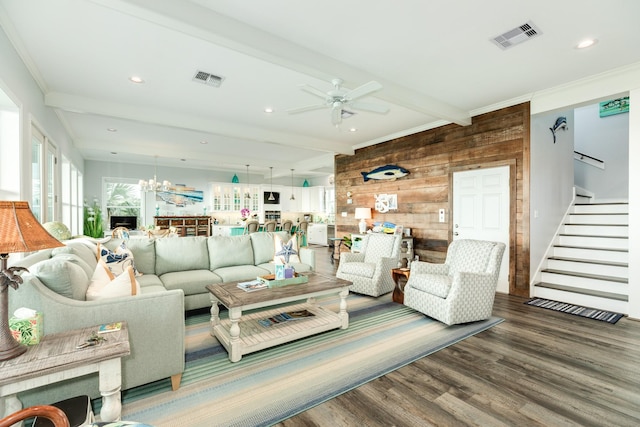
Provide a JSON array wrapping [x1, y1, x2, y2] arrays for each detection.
[[525, 297, 624, 324], [118, 293, 502, 426]]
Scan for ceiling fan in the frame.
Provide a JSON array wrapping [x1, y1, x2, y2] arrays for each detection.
[[287, 78, 389, 126]]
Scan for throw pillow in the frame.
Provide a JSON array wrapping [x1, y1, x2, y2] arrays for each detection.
[[51, 252, 94, 280], [31, 258, 90, 301], [86, 261, 141, 301], [273, 235, 300, 264], [97, 242, 140, 276]]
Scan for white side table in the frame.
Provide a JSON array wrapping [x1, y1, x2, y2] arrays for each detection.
[[0, 322, 130, 423]]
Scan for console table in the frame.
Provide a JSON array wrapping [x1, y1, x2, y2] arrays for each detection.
[[154, 215, 211, 237], [0, 323, 130, 422]]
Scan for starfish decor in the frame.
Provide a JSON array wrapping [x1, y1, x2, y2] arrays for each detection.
[[276, 241, 298, 264]]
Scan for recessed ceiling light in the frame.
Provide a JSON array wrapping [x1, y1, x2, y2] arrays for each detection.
[[200, 140, 208, 144], [180, 158, 186, 161], [577, 38, 597, 49], [264, 107, 274, 113], [129, 75, 145, 84], [107, 128, 117, 132], [349, 128, 357, 132], [110, 152, 117, 155]]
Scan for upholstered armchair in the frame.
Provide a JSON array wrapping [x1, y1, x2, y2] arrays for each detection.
[[336, 233, 402, 297], [404, 239, 505, 325]]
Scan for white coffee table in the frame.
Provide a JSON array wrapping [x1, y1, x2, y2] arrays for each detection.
[[206, 273, 350, 362]]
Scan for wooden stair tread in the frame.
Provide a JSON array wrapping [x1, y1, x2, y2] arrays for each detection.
[[542, 269, 628, 283], [553, 245, 628, 253], [547, 256, 628, 268], [534, 282, 628, 301]]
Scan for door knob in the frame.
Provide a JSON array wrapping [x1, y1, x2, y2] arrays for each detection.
[[454, 232, 459, 236]]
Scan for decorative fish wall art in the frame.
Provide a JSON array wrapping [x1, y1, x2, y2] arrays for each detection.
[[361, 165, 409, 182], [550, 116, 568, 144]]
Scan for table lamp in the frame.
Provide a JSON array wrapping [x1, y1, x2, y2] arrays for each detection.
[[0, 201, 63, 361], [354, 207, 371, 234]]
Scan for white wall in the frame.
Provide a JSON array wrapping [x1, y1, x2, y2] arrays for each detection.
[[0, 25, 82, 201], [574, 103, 629, 200], [529, 109, 575, 279]]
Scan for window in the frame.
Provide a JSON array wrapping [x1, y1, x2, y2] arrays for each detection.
[[0, 89, 19, 199], [31, 127, 42, 221], [104, 178, 142, 229], [61, 156, 83, 235], [31, 124, 58, 222]]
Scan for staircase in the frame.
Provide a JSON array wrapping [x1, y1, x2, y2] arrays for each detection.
[[532, 201, 629, 314]]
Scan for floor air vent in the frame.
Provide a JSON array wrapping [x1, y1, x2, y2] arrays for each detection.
[[491, 21, 542, 50], [193, 70, 225, 87]]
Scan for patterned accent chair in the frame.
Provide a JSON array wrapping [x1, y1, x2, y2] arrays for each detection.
[[336, 233, 402, 297], [404, 239, 505, 325]]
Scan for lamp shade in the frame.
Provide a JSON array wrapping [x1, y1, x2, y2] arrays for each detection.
[[0, 201, 64, 254], [354, 208, 372, 220]]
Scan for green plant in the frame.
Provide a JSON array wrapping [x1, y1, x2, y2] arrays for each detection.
[[342, 235, 352, 249], [83, 198, 104, 238]]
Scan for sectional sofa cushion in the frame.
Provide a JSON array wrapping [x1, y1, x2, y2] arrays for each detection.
[[30, 258, 89, 300], [213, 265, 270, 283], [123, 238, 156, 274], [208, 235, 254, 270], [160, 269, 221, 295], [50, 252, 94, 280], [155, 236, 209, 276], [54, 241, 98, 270]]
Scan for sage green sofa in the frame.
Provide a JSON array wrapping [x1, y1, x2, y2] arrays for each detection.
[[8, 231, 314, 408]]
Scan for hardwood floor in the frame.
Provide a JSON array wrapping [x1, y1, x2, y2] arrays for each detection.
[[276, 245, 640, 427]]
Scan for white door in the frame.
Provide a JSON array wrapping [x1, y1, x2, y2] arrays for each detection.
[[453, 166, 510, 293]]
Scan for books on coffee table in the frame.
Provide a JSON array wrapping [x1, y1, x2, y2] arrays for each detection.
[[258, 309, 315, 327], [237, 279, 268, 292]]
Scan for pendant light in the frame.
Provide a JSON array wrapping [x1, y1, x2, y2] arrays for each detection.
[[268, 166, 275, 201], [245, 164, 251, 199], [290, 169, 296, 200]]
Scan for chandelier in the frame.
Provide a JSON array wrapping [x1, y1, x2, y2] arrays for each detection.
[[139, 156, 171, 192]]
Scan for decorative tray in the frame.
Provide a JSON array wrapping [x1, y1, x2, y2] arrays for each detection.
[[258, 273, 309, 288]]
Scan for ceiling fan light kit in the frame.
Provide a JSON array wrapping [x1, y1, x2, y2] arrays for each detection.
[[288, 78, 389, 125]]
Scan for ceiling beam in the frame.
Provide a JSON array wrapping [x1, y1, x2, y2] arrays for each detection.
[[45, 92, 355, 156], [90, 0, 471, 126]]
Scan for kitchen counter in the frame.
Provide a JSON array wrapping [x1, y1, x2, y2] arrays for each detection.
[[307, 223, 328, 246]]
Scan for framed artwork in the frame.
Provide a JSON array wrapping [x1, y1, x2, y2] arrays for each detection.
[[599, 96, 629, 117], [374, 194, 398, 212]]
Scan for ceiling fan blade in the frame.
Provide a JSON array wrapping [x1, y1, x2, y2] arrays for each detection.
[[331, 105, 342, 125], [299, 84, 329, 100], [349, 101, 390, 114], [287, 103, 327, 114], [344, 80, 383, 101]]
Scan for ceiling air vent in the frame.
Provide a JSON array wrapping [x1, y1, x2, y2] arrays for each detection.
[[491, 21, 542, 50], [192, 70, 225, 87]]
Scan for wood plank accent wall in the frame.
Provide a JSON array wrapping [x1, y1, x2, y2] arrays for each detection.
[[335, 102, 530, 296]]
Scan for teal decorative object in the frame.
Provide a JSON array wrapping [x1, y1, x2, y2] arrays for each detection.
[[232, 174, 239, 183], [302, 179, 309, 187]]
